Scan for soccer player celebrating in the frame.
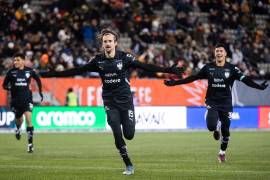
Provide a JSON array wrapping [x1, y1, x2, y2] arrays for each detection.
[[39, 28, 184, 175], [2, 53, 43, 153], [164, 44, 268, 163]]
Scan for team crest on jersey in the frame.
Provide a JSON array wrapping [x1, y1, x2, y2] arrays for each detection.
[[224, 72, 230, 78], [25, 72, 30, 78], [117, 62, 123, 70]]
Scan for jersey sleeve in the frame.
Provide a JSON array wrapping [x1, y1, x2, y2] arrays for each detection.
[[31, 69, 42, 92], [31, 69, 40, 79], [84, 56, 99, 71], [2, 70, 11, 90], [124, 53, 137, 67], [231, 65, 245, 81], [195, 65, 208, 79]]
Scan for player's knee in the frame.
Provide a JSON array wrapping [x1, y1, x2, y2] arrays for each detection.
[[206, 117, 218, 132], [124, 132, 134, 140], [207, 124, 216, 131]]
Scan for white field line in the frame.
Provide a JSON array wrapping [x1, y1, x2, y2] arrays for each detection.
[[0, 164, 270, 174]]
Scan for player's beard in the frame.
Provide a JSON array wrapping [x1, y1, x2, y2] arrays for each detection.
[[105, 46, 112, 53]]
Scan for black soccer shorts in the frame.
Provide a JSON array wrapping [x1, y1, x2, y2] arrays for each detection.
[[105, 103, 136, 140], [11, 102, 33, 118]]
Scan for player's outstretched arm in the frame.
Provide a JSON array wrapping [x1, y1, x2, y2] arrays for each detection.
[[241, 77, 268, 90], [39, 65, 91, 78], [132, 61, 185, 77], [164, 75, 198, 86]]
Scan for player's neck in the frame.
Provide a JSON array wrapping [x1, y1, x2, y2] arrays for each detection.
[[105, 50, 116, 59], [18, 66, 25, 70], [215, 59, 225, 67]]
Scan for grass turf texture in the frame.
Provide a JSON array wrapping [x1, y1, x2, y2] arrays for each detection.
[[0, 131, 270, 180]]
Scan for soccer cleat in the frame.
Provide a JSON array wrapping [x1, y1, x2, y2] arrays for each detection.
[[123, 165, 134, 175], [15, 129, 21, 140], [27, 144, 34, 153], [218, 154, 226, 163], [213, 130, 220, 141]]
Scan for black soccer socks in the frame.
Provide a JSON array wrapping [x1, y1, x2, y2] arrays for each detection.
[[119, 146, 132, 166], [26, 126, 34, 144]]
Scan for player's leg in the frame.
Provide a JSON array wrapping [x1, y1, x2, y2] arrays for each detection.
[[121, 104, 135, 140], [205, 107, 220, 140], [120, 105, 135, 175], [217, 111, 231, 163], [15, 117, 23, 140], [106, 106, 133, 175], [24, 111, 34, 153], [12, 106, 24, 140]]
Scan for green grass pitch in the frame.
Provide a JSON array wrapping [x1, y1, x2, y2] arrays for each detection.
[[0, 131, 270, 180]]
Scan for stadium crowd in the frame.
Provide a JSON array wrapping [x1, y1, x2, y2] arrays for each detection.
[[0, 0, 270, 78]]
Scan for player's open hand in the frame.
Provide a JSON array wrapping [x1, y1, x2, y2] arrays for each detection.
[[259, 81, 268, 90], [168, 64, 185, 77], [164, 78, 177, 86]]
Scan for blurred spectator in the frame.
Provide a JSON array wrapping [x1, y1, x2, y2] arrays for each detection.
[[66, 87, 78, 106], [0, 0, 269, 78]]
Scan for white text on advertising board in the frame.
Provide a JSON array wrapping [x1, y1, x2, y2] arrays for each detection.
[[36, 111, 96, 126], [0, 112, 15, 126], [136, 112, 165, 125]]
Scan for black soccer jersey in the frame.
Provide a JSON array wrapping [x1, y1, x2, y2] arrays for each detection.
[[195, 62, 245, 112], [2, 67, 41, 105], [40, 50, 179, 106], [85, 51, 139, 105]]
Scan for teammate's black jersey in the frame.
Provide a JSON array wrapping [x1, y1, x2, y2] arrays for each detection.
[[195, 62, 245, 111], [2, 67, 41, 105]]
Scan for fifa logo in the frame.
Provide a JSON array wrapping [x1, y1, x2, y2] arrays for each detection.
[[117, 62, 123, 70]]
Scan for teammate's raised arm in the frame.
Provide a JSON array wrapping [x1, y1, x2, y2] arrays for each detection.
[[131, 60, 185, 76], [241, 77, 268, 90], [164, 64, 207, 86], [165, 74, 201, 86]]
